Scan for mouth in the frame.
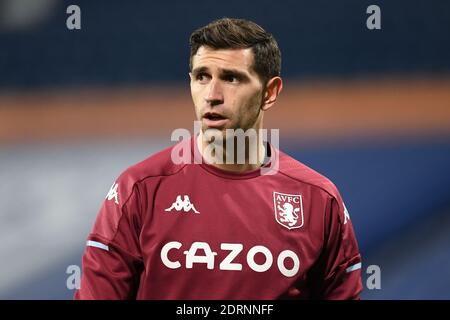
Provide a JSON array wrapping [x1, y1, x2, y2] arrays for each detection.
[[203, 112, 226, 120], [202, 112, 228, 128]]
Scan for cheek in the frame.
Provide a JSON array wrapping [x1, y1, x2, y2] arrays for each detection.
[[191, 86, 203, 113], [239, 91, 261, 116], [227, 96, 257, 128], [190, 85, 201, 103]]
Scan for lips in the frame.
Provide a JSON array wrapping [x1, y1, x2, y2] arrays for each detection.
[[203, 112, 226, 120], [202, 112, 228, 128]]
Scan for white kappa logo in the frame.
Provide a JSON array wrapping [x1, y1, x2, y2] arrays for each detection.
[[343, 203, 351, 224], [273, 192, 304, 230], [165, 195, 200, 214], [106, 182, 119, 204]]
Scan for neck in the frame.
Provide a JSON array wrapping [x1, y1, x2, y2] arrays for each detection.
[[196, 129, 267, 173]]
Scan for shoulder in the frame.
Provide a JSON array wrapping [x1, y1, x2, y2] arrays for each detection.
[[276, 149, 349, 225], [92, 142, 188, 243], [276, 148, 342, 201], [110, 141, 187, 207], [124, 142, 186, 181]]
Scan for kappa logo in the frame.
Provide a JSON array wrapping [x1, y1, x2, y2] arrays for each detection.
[[343, 203, 351, 224], [106, 182, 119, 204], [165, 195, 200, 214], [273, 192, 304, 230]]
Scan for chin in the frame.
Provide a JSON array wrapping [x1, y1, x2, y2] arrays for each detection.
[[202, 127, 226, 136]]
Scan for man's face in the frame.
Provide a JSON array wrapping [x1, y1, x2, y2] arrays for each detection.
[[190, 46, 265, 134]]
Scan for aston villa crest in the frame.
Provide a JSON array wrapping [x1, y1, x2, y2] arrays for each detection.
[[273, 192, 304, 230]]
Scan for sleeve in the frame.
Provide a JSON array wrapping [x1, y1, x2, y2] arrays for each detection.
[[309, 193, 363, 300], [74, 179, 144, 300]]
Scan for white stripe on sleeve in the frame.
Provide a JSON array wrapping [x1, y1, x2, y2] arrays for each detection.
[[86, 240, 109, 251], [346, 262, 362, 273]]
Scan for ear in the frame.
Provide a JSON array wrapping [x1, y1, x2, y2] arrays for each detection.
[[261, 76, 283, 111]]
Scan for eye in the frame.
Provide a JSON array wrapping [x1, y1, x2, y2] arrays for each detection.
[[224, 75, 239, 83], [195, 73, 210, 83]]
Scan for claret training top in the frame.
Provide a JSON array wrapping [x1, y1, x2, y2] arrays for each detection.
[[75, 137, 363, 299]]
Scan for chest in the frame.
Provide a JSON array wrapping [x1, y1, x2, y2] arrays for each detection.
[[140, 173, 325, 279]]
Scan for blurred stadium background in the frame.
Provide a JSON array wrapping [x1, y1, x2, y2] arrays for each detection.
[[0, 0, 449, 299]]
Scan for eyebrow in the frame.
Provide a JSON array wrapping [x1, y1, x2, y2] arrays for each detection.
[[191, 66, 250, 80]]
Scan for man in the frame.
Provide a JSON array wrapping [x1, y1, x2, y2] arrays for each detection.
[[75, 18, 363, 299]]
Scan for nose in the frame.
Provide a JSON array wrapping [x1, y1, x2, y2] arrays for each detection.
[[205, 80, 224, 106]]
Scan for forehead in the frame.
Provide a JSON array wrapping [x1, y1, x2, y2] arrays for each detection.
[[192, 46, 255, 73]]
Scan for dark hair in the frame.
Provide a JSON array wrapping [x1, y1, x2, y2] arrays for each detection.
[[189, 18, 281, 85]]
